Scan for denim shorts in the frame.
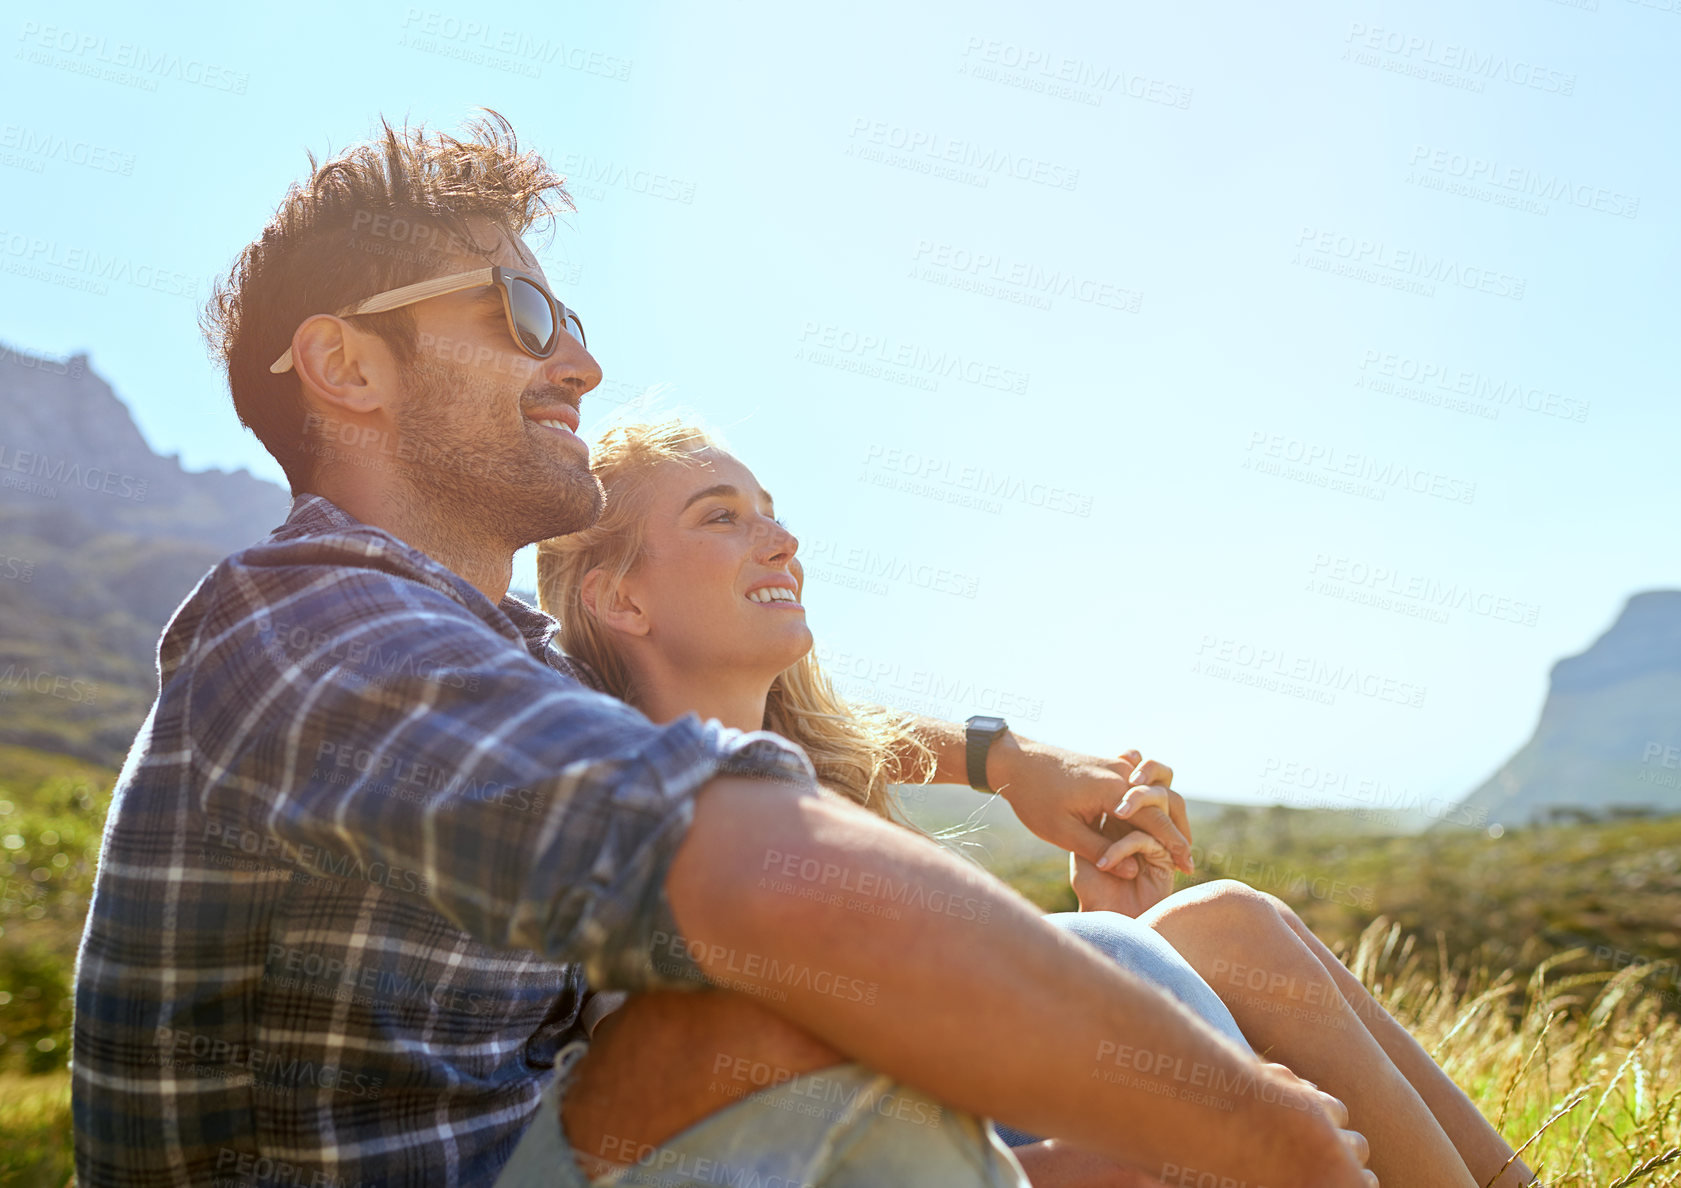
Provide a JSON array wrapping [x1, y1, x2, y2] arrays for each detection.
[[494, 1051, 1030, 1188], [495, 910, 1240, 1182]]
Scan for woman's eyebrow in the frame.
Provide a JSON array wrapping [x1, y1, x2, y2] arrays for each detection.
[[681, 483, 739, 512], [680, 483, 777, 515]]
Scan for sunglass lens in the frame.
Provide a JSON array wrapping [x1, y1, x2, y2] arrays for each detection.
[[564, 311, 586, 347], [508, 278, 559, 355]]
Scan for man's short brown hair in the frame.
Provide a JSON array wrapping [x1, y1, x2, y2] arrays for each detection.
[[202, 110, 571, 494]]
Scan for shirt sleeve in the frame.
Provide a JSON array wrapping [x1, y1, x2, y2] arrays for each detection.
[[180, 555, 816, 994]]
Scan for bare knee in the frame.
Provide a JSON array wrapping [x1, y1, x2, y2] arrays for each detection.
[[1146, 879, 1288, 943]]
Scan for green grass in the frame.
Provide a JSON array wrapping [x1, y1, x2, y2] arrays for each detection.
[[0, 1071, 72, 1187], [4, 748, 1680, 1183]]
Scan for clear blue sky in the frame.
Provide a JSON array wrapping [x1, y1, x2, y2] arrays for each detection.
[[3, 0, 1676, 820]]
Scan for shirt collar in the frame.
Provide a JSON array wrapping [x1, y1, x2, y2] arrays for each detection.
[[283, 491, 563, 659]]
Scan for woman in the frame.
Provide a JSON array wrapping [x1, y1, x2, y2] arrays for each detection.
[[528, 417, 1534, 1188]]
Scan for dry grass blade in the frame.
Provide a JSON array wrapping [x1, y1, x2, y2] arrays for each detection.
[[1604, 1147, 1681, 1188], [1561, 1038, 1648, 1178], [1496, 1011, 1559, 1131], [1482, 1087, 1591, 1188]]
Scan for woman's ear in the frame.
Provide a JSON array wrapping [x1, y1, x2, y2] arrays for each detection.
[[581, 566, 651, 638]]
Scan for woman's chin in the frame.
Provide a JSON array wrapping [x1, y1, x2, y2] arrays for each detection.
[[766, 629, 815, 671]]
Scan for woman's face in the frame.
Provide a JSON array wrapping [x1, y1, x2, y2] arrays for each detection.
[[613, 448, 812, 678]]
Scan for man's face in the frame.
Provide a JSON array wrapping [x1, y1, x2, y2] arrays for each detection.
[[377, 217, 606, 551]]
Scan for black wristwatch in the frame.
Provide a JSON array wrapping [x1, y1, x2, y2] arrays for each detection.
[[964, 715, 1009, 792]]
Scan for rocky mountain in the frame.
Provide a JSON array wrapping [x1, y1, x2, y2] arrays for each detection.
[[0, 342, 292, 765], [1450, 590, 1681, 828]]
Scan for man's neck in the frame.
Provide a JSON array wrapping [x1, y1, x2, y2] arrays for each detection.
[[312, 474, 513, 606]]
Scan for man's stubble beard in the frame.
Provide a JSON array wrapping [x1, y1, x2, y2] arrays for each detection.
[[390, 354, 605, 553]]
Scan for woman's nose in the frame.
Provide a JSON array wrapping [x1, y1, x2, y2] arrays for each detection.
[[758, 518, 798, 564]]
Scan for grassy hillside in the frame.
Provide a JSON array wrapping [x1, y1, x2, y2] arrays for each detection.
[[0, 745, 114, 1077], [5, 752, 1681, 1184]]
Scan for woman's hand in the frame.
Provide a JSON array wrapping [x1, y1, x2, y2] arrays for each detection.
[[990, 741, 1195, 877], [1068, 828, 1176, 918]]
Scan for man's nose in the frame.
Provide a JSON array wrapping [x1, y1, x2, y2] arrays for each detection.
[[539, 331, 602, 397]]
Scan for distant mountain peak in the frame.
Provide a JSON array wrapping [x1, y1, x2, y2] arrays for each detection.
[[0, 341, 290, 554], [1452, 590, 1681, 827]]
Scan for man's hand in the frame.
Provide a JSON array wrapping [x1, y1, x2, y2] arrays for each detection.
[[1266, 1065, 1377, 1184], [990, 737, 1194, 877]]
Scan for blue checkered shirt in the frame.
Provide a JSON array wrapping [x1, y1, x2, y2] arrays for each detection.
[[71, 492, 816, 1186]]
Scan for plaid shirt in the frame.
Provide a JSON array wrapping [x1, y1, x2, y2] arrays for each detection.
[[71, 492, 816, 1187]]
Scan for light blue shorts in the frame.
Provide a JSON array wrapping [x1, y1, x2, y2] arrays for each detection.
[[495, 910, 1242, 1182], [495, 1053, 1029, 1187]]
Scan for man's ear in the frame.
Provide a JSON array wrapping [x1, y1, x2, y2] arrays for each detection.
[[581, 566, 651, 638], [290, 314, 399, 418]]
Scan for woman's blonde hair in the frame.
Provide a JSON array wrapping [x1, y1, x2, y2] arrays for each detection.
[[535, 417, 935, 827]]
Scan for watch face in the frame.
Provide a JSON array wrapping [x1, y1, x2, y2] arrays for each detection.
[[968, 715, 1007, 735]]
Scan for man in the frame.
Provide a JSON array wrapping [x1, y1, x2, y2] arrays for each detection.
[[71, 111, 1371, 1187]]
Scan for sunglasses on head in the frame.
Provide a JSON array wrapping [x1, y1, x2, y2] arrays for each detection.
[[269, 265, 586, 374]]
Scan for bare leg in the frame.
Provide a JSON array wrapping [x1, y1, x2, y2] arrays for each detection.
[[1271, 897, 1535, 1188], [1140, 880, 1479, 1188]]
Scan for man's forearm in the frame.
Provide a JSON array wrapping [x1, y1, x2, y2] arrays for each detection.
[[665, 777, 1365, 1187]]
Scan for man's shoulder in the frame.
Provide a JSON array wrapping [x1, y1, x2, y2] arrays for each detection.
[[166, 493, 540, 671]]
